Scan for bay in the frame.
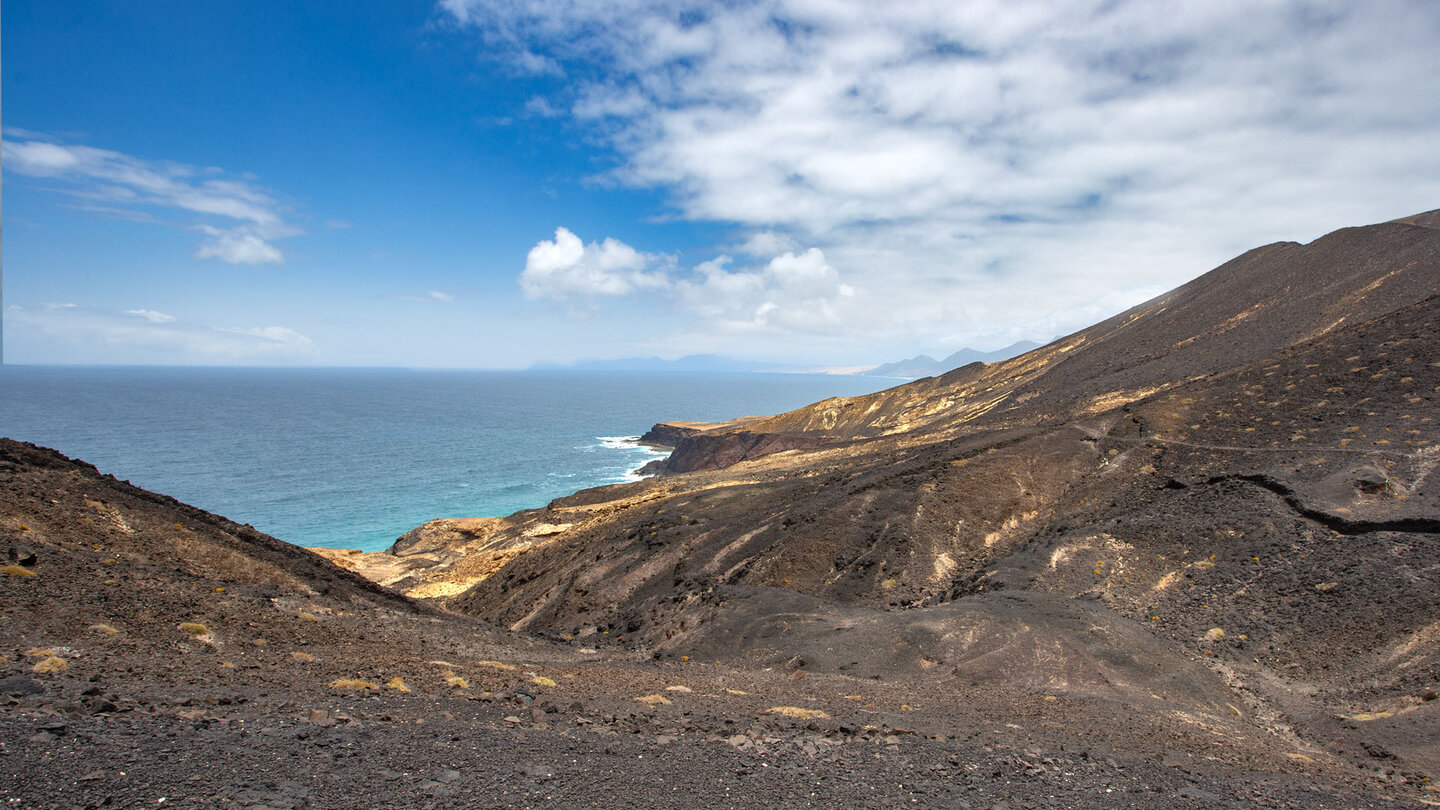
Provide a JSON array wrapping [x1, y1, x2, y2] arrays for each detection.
[[0, 366, 894, 551]]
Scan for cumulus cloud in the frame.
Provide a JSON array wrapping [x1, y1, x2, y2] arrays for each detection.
[[1, 133, 301, 265], [7, 305, 319, 363], [444, 1, 1440, 354], [520, 226, 671, 300], [678, 247, 857, 332]]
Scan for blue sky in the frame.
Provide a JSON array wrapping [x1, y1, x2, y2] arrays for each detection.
[[5, 1, 1440, 368]]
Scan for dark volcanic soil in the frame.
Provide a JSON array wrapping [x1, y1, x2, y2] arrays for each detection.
[[0, 441, 1431, 808], [4, 212, 1440, 808]]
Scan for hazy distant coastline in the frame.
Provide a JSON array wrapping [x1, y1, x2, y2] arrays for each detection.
[[532, 341, 1047, 379]]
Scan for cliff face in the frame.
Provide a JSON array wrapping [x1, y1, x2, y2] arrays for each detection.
[[641, 430, 828, 474]]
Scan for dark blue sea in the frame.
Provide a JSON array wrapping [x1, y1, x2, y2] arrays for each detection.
[[0, 366, 894, 551]]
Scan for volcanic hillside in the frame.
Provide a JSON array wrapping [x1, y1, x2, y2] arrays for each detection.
[[7, 440, 1429, 807], [367, 211, 1440, 780]]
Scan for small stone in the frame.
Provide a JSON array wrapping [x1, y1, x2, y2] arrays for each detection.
[[79, 771, 104, 781], [503, 715, 523, 724], [433, 769, 462, 784]]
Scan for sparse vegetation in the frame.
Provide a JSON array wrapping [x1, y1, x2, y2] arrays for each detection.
[[386, 677, 410, 693], [329, 678, 378, 691], [445, 674, 469, 689], [532, 675, 557, 687], [178, 622, 209, 637], [2, 565, 37, 577], [635, 694, 671, 705], [89, 623, 120, 636], [32, 656, 67, 674], [291, 651, 317, 663], [766, 706, 830, 720]]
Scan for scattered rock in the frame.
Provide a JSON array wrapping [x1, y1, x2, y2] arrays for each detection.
[[0, 676, 45, 696], [516, 763, 553, 779]]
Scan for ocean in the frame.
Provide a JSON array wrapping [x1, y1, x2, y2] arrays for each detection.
[[0, 366, 894, 551]]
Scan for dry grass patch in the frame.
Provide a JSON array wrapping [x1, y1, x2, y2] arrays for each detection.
[[386, 677, 411, 693], [475, 660, 516, 671], [329, 678, 377, 691], [2, 565, 37, 578], [32, 656, 67, 674], [445, 674, 469, 689], [531, 675, 557, 687], [291, 652, 317, 663], [297, 612, 319, 622], [635, 694, 672, 705], [178, 622, 209, 637], [765, 706, 830, 720], [89, 623, 120, 636]]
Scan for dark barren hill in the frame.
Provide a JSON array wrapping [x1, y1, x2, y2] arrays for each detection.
[[3, 211, 1438, 808]]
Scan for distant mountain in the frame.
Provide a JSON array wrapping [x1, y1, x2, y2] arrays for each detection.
[[868, 340, 1043, 378], [533, 354, 787, 373]]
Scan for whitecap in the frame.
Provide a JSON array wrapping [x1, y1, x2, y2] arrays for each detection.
[[596, 435, 644, 450]]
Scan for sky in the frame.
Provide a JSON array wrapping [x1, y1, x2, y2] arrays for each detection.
[[4, 0, 1440, 368]]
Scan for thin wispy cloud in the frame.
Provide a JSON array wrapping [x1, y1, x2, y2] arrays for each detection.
[[1, 133, 301, 266], [124, 309, 178, 324], [7, 304, 319, 363], [446, 0, 1440, 354], [399, 290, 457, 303]]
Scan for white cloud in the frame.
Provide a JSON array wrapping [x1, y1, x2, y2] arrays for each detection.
[[524, 96, 564, 118], [677, 247, 857, 332], [1, 133, 301, 266], [194, 229, 285, 265], [445, 1, 1440, 356], [399, 290, 456, 303], [736, 230, 798, 258], [7, 305, 319, 363], [124, 309, 177, 324], [520, 226, 671, 300], [214, 326, 319, 356]]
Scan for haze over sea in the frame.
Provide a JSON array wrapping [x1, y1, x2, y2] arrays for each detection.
[[0, 366, 892, 552]]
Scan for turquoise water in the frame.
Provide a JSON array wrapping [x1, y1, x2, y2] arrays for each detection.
[[0, 366, 893, 551]]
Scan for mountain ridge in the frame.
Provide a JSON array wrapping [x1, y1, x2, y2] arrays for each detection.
[[373, 208, 1440, 783]]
